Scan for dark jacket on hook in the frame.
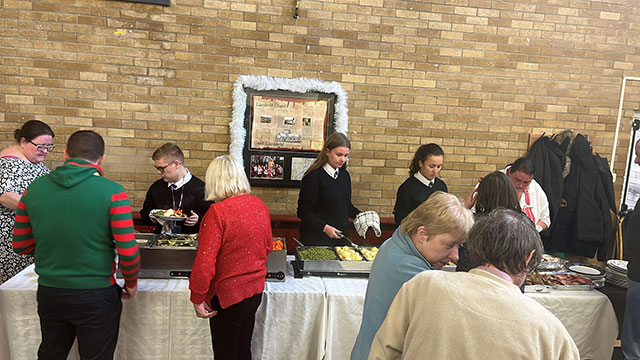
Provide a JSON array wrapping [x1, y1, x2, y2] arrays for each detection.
[[527, 135, 565, 232], [545, 135, 613, 260]]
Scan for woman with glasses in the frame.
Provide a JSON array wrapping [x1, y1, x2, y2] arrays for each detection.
[[0, 120, 55, 283], [140, 143, 211, 234]]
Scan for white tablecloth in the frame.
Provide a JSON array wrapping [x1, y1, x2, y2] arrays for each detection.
[[0, 263, 326, 360], [528, 289, 619, 360], [0, 263, 618, 360], [321, 278, 618, 360]]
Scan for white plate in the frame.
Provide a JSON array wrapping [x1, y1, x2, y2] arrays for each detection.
[[567, 264, 602, 276], [565, 262, 605, 277], [607, 259, 628, 273], [151, 212, 187, 222], [606, 267, 628, 277]]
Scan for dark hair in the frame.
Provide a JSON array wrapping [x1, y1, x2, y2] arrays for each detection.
[[475, 171, 521, 214], [467, 209, 543, 276], [304, 132, 351, 176], [152, 143, 185, 164], [409, 143, 444, 176], [14, 120, 54, 142], [67, 130, 104, 162], [509, 157, 535, 176]]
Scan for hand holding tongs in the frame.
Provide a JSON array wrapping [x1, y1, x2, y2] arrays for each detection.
[[339, 233, 360, 249]]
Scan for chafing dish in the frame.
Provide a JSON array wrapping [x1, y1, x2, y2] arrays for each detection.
[[266, 238, 287, 282], [118, 233, 198, 279], [294, 246, 372, 277]]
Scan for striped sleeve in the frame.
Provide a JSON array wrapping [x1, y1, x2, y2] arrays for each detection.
[[110, 191, 140, 287], [12, 190, 35, 255]]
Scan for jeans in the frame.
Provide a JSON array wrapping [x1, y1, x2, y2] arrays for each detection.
[[623, 279, 640, 360], [37, 284, 122, 360]]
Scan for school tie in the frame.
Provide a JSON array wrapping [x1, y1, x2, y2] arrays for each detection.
[[333, 171, 339, 179]]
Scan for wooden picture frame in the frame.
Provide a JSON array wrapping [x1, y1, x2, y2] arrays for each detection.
[[230, 76, 349, 188], [242, 89, 335, 187]]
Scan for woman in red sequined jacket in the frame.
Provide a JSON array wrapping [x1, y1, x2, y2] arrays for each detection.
[[189, 155, 273, 360]]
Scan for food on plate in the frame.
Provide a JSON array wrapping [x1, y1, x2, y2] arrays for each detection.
[[298, 247, 338, 261], [153, 209, 187, 218], [536, 254, 566, 271], [359, 247, 378, 261], [547, 273, 593, 286], [155, 233, 197, 247], [541, 254, 564, 262], [536, 261, 566, 272], [526, 272, 593, 286], [525, 273, 553, 286], [273, 239, 284, 251], [335, 246, 363, 261]]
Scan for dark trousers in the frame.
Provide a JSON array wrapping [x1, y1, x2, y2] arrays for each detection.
[[37, 284, 122, 360], [209, 293, 262, 360]]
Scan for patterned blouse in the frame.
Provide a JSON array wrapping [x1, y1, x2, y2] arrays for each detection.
[[0, 156, 50, 283]]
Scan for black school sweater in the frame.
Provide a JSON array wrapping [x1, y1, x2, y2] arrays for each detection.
[[393, 176, 448, 227], [140, 176, 212, 234], [297, 167, 360, 245]]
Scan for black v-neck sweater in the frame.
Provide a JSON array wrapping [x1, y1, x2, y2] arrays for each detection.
[[297, 167, 360, 245]]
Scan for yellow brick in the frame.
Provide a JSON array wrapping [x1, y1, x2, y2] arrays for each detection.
[[108, 129, 135, 138], [439, 48, 462, 57], [413, 79, 436, 88], [599, 12, 620, 21], [6, 95, 34, 104]]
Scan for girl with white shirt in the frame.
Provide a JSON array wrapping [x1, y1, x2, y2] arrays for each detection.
[[297, 132, 360, 245], [393, 143, 448, 227]]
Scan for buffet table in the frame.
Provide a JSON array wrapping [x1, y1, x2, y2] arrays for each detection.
[[0, 264, 327, 360], [1, 262, 618, 360]]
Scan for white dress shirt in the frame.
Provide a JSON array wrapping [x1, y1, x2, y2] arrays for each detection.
[[323, 163, 339, 179]]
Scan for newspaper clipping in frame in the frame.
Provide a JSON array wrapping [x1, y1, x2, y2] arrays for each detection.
[[251, 95, 328, 151]]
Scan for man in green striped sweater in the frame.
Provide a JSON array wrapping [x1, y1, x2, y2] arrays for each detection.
[[12, 130, 140, 360]]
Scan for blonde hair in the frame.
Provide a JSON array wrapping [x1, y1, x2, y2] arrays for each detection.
[[304, 132, 351, 176], [400, 191, 474, 239], [204, 155, 251, 202]]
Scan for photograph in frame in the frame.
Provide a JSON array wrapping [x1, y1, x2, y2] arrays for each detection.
[[249, 155, 285, 180], [232, 77, 347, 188]]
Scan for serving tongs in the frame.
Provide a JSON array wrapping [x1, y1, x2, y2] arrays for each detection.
[[339, 234, 360, 250], [292, 237, 304, 247]]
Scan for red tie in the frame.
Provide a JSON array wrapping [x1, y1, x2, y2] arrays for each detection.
[[522, 188, 535, 223]]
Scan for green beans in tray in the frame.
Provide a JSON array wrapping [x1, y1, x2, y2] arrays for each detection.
[[298, 247, 338, 261]]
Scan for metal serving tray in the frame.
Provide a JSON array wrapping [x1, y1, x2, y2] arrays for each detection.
[[265, 238, 287, 281], [294, 246, 372, 276], [133, 233, 198, 278]]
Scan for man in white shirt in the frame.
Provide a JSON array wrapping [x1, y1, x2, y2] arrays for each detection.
[[369, 209, 579, 360], [502, 157, 551, 232]]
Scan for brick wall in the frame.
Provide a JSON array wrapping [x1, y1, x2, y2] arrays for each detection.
[[1, 0, 640, 217]]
